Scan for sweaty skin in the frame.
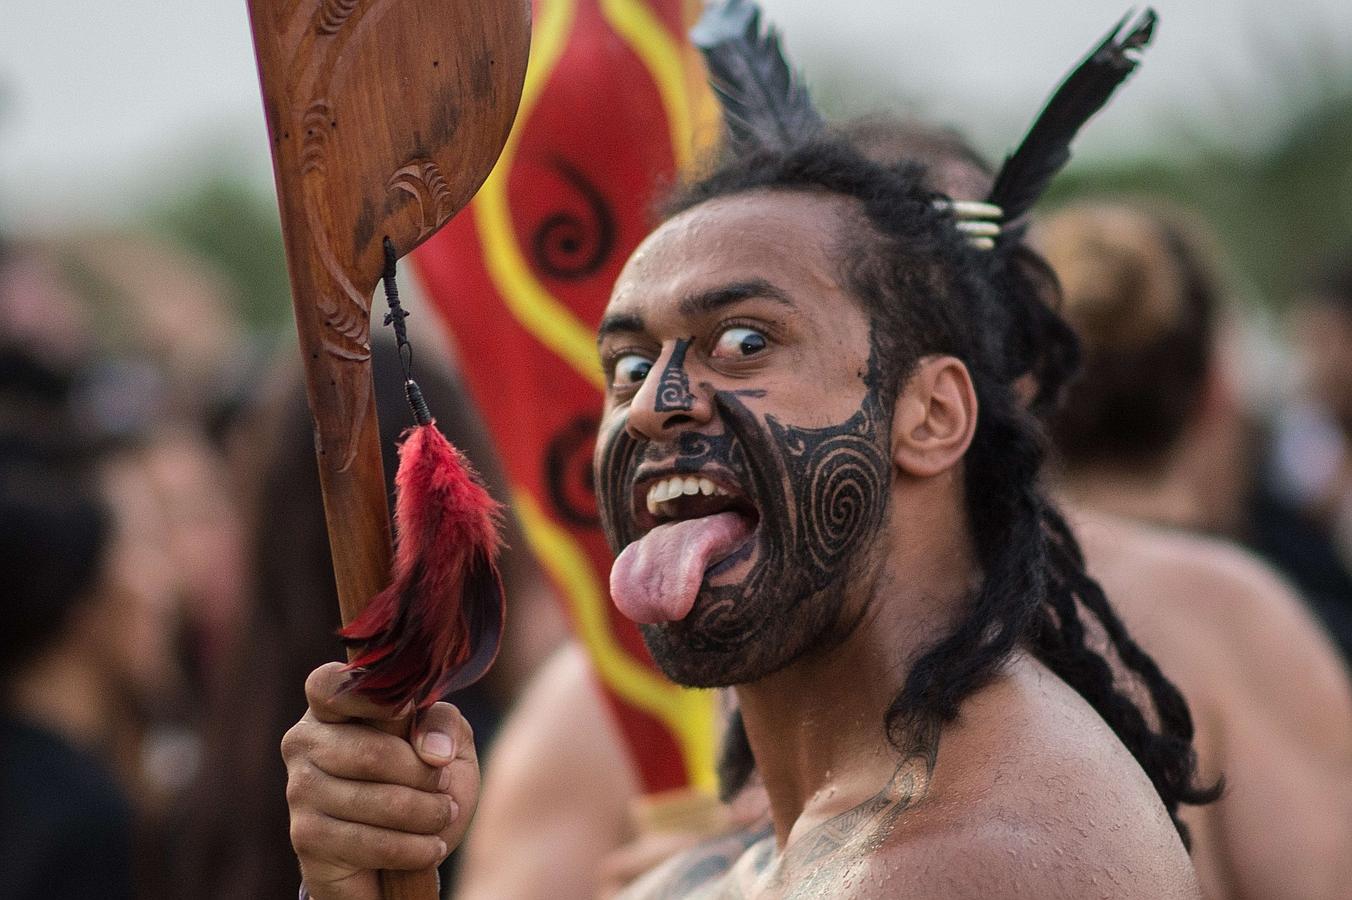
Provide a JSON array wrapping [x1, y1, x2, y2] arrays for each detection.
[[619, 656, 1193, 900], [455, 514, 1352, 900], [283, 189, 1200, 899]]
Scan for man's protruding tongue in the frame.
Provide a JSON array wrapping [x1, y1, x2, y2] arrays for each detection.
[[611, 511, 751, 624]]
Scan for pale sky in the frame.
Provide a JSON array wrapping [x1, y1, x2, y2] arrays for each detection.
[[2, 0, 1349, 230]]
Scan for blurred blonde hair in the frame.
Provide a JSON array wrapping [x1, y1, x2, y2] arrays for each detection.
[[1035, 201, 1225, 469]]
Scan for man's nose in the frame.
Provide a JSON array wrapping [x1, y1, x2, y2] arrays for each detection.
[[626, 337, 713, 441]]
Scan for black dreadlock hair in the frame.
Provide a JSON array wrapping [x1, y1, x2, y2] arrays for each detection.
[[676, 137, 1219, 847]]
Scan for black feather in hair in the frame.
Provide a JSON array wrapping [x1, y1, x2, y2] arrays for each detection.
[[691, 0, 825, 155], [988, 8, 1157, 224]]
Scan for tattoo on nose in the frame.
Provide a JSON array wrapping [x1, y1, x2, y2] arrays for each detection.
[[654, 337, 696, 412]]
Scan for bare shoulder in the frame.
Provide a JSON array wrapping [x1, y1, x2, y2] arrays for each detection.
[[1070, 511, 1352, 899], [476, 640, 631, 793], [1073, 510, 1352, 746], [859, 814, 1199, 899], [624, 658, 1201, 900], [875, 656, 1202, 900], [1073, 507, 1326, 639], [457, 641, 639, 900]]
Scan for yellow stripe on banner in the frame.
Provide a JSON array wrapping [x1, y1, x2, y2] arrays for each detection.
[[682, 42, 723, 157], [514, 490, 719, 794], [599, 0, 695, 170], [473, 0, 604, 391], [478, 0, 720, 792]]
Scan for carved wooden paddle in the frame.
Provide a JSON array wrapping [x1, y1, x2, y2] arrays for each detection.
[[246, 2, 529, 897]]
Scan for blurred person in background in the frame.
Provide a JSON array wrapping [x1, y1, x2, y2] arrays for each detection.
[[1036, 201, 1352, 898], [0, 349, 184, 899], [1255, 254, 1352, 651], [140, 427, 251, 692], [0, 241, 98, 373], [53, 233, 256, 689], [0, 233, 256, 691], [1037, 204, 1250, 535], [1038, 205, 1352, 660], [0, 434, 128, 899], [0, 232, 261, 897], [173, 334, 567, 900]]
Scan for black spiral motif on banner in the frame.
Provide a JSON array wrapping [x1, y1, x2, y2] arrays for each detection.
[[654, 338, 695, 412], [545, 415, 601, 528], [531, 158, 617, 280]]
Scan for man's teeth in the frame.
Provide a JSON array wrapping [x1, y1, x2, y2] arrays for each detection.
[[645, 475, 728, 516]]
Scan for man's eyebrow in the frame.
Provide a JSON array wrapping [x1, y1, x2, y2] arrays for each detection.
[[595, 281, 792, 344], [677, 279, 794, 317], [596, 312, 646, 344]]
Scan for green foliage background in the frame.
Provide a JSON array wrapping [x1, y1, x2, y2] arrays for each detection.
[[1044, 86, 1352, 307], [147, 177, 293, 333]]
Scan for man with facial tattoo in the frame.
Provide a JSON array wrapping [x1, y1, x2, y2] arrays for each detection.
[[407, 119, 1351, 900], [278, 7, 1215, 899], [283, 145, 1209, 900]]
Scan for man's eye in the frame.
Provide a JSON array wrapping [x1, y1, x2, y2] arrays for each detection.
[[613, 354, 653, 385], [712, 326, 768, 359]]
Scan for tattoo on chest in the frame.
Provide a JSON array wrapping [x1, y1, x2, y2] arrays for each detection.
[[772, 736, 938, 896], [647, 824, 774, 900], [642, 733, 939, 899]]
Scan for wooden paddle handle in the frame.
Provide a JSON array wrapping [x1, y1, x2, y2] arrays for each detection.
[[307, 352, 432, 900], [285, 207, 437, 900], [247, 3, 528, 896]]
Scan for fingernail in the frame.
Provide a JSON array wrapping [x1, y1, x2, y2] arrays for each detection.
[[448, 800, 460, 822], [421, 730, 454, 760], [436, 839, 448, 859], [438, 766, 452, 792]]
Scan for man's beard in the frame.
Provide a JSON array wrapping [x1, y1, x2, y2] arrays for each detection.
[[596, 383, 892, 687]]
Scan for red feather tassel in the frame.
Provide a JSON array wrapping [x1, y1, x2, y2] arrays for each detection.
[[339, 420, 505, 710]]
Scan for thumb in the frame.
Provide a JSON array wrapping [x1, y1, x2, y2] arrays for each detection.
[[412, 701, 474, 767]]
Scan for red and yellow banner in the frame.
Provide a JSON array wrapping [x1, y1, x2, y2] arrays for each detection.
[[413, 0, 720, 795]]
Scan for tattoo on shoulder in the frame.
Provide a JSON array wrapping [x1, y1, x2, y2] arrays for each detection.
[[773, 730, 939, 896], [638, 731, 939, 898], [648, 824, 774, 899]]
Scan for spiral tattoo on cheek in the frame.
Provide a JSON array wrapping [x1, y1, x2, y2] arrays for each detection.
[[767, 399, 890, 576], [654, 337, 695, 413], [678, 389, 890, 656]]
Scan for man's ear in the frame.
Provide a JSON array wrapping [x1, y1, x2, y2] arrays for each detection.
[[891, 355, 977, 478]]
